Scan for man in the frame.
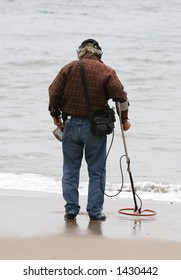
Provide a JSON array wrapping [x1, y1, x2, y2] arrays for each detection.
[[49, 39, 131, 221]]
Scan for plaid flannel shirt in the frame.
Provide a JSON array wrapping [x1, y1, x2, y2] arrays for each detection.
[[48, 56, 128, 121]]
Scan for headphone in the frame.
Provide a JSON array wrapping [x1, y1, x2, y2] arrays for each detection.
[[79, 38, 102, 51], [78, 39, 103, 59]]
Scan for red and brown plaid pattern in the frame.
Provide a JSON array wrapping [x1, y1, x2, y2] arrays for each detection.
[[49, 56, 128, 120]]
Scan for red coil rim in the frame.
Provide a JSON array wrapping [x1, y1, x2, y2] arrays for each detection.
[[118, 208, 156, 216]]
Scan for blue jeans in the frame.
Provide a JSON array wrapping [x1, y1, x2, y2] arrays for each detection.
[[62, 117, 106, 217]]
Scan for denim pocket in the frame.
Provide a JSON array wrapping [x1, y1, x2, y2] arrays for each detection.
[[62, 119, 73, 141]]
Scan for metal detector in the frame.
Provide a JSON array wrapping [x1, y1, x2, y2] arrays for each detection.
[[116, 102, 156, 216]]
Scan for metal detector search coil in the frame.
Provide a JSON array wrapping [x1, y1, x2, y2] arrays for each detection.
[[118, 208, 156, 217]]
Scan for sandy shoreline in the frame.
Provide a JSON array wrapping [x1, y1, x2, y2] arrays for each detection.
[[1, 235, 181, 260], [0, 189, 181, 260]]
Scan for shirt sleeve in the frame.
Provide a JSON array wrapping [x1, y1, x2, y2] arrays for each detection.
[[106, 69, 129, 122], [48, 68, 67, 117]]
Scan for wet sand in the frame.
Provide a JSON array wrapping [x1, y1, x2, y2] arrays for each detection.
[[0, 189, 181, 260]]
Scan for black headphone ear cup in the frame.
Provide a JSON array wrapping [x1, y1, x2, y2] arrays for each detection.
[[97, 52, 103, 59]]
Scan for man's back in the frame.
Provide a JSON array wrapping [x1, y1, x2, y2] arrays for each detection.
[[49, 56, 127, 117]]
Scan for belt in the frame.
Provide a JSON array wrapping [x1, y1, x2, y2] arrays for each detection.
[[68, 115, 89, 119], [62, 112, 89, 121]]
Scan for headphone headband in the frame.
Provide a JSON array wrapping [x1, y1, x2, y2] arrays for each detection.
[[79, 39, 102, 51]]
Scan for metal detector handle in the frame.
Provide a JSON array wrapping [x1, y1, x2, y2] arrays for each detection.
[[116, 102, 156, 215], [116, 101, 139, 212], [116, 102, 131, 172]]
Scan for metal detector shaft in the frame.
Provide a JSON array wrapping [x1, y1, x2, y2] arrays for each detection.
[[116, 102, 138, 212]]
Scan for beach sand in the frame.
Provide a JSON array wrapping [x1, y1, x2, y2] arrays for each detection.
[[0, 189, 181, 260]]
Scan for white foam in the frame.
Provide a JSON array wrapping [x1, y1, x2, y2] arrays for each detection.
[[0, 172, 181, 202], [0, 172, 61, 193]]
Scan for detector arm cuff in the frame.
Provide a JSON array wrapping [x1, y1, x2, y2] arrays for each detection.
[[117, 100, 129, 112]]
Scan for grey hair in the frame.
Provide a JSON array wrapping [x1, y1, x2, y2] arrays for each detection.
[[77, 44, 102, 59]]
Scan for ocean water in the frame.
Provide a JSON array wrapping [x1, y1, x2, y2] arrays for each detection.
[[0, 0, 181, 202]]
